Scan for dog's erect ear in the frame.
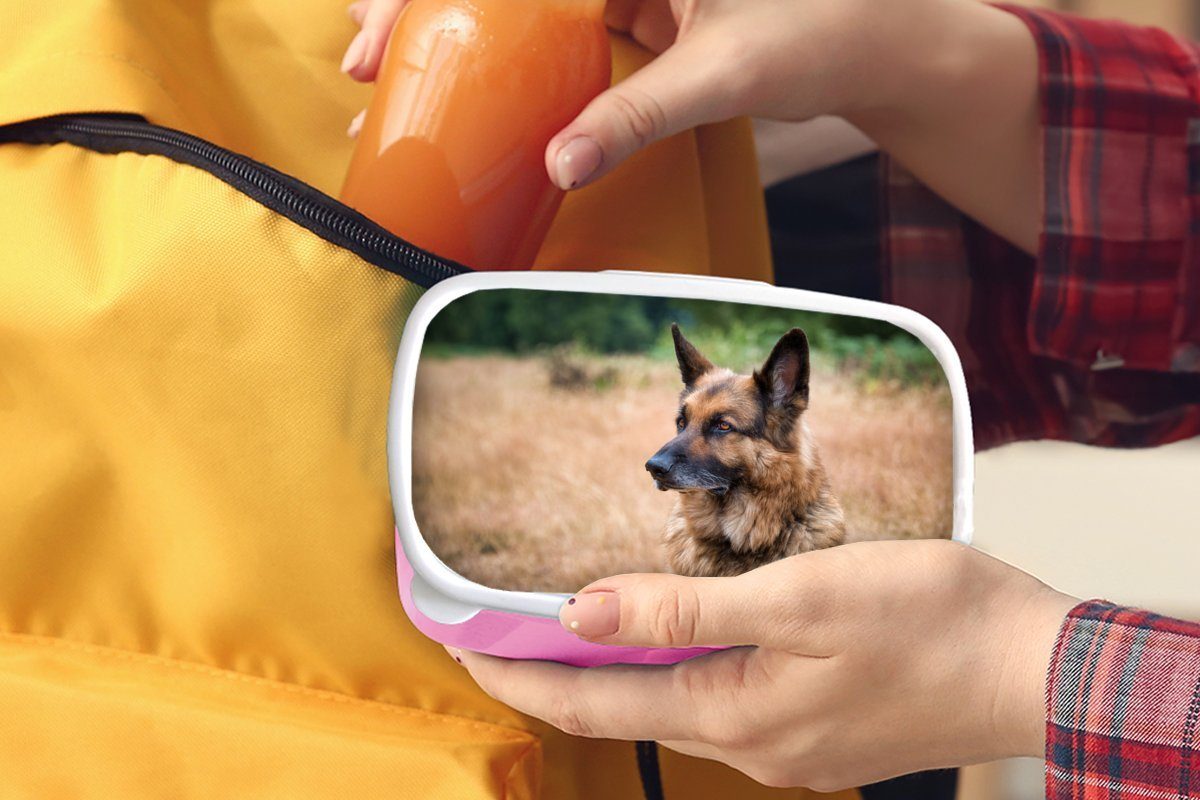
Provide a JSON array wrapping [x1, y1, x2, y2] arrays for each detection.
[[755, 328, 810, 410], [671, 324, 714, 388]]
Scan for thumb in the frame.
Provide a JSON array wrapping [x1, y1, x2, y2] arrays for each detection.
[[546, 34, 740, 191], [558, 570, 792, 649]]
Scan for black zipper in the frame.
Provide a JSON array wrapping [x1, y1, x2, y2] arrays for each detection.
[[0, 113, 468, 288]]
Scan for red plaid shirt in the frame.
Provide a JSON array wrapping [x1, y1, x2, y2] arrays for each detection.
[[1047, 602, 1200, 799], [883, 6, 1200, 450], [879, 6, 1200, 798]]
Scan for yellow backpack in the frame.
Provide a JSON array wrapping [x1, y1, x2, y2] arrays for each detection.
[[0, 1, 862, 798]]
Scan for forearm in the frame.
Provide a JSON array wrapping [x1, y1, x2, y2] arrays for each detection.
[[845, 0, 1041, 253]]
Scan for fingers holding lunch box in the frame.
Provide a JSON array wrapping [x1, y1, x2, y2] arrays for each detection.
[[553, 564, 838, 653], [447, 541, 1075, 790], [451, 646, 716, 742]]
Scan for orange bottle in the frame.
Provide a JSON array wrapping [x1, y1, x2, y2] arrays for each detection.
[[341, 0, 611, 269]]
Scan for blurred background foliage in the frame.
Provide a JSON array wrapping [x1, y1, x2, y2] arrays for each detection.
[[423, 289, 944, 387]]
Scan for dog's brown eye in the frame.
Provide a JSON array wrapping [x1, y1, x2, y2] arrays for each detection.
[[676, 416, 686, 431], [715, 421, 733, 433]]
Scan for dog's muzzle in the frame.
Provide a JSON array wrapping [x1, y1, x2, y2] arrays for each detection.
[[645, 452, 676, 491], [645, 451, 731, 496]]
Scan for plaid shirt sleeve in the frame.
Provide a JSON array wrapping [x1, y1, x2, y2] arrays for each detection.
[[1000, 5, 1200, 375], [881, 5, 1200, 450], [1047, 601, 1200, 799]]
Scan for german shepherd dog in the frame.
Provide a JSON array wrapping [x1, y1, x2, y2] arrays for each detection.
[[645, 325, 846, 577]]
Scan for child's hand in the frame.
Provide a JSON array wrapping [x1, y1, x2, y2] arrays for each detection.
[[450, 540, 1076, 790]]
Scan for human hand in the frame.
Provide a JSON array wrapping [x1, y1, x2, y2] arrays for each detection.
[[339, 0, 886, 180], [449, 540, 1076, 790], [339, 0, 1040, 250]]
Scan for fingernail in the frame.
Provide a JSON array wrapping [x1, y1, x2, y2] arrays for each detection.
[[347, 1, 367, 24], [560, 591, 619, 638], [554, 137, 603, 190], [347, 110, 366, 138], [340, 31, 369, 73]]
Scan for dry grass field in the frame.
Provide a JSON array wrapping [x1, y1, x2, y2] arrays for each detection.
[[412, 354, 953, 593]]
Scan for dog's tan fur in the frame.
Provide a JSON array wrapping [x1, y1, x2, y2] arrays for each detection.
[[653, 328, 846, 577]]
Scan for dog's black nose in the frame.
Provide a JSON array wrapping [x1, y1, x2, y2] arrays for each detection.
[[645, 453, 674, 479]]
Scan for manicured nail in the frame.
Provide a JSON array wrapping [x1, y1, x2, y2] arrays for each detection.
[[347, 110, 366, 138], [554, 137, 603, 190], [340, 31, 369, 73], [560, 591, 619, 638]]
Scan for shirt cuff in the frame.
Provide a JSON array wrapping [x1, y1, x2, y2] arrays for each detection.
[[995, 5, 1199, 373], [1046, 600, 1200, 799]]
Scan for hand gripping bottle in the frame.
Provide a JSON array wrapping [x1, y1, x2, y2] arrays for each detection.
[[341, 0, 611, 269]]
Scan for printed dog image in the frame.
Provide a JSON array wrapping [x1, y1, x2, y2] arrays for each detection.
[[648, 325, 846, 577], [412, 289, 954, 593]]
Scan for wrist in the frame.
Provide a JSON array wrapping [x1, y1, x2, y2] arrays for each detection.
[[837, 0, 1042, 250], [842, 1, 1035, 136], [828, 0, 938, 121], [993, 587, 1079, 759]]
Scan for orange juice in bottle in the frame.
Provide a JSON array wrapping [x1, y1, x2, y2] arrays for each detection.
[[341, 0, 611, 269]]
